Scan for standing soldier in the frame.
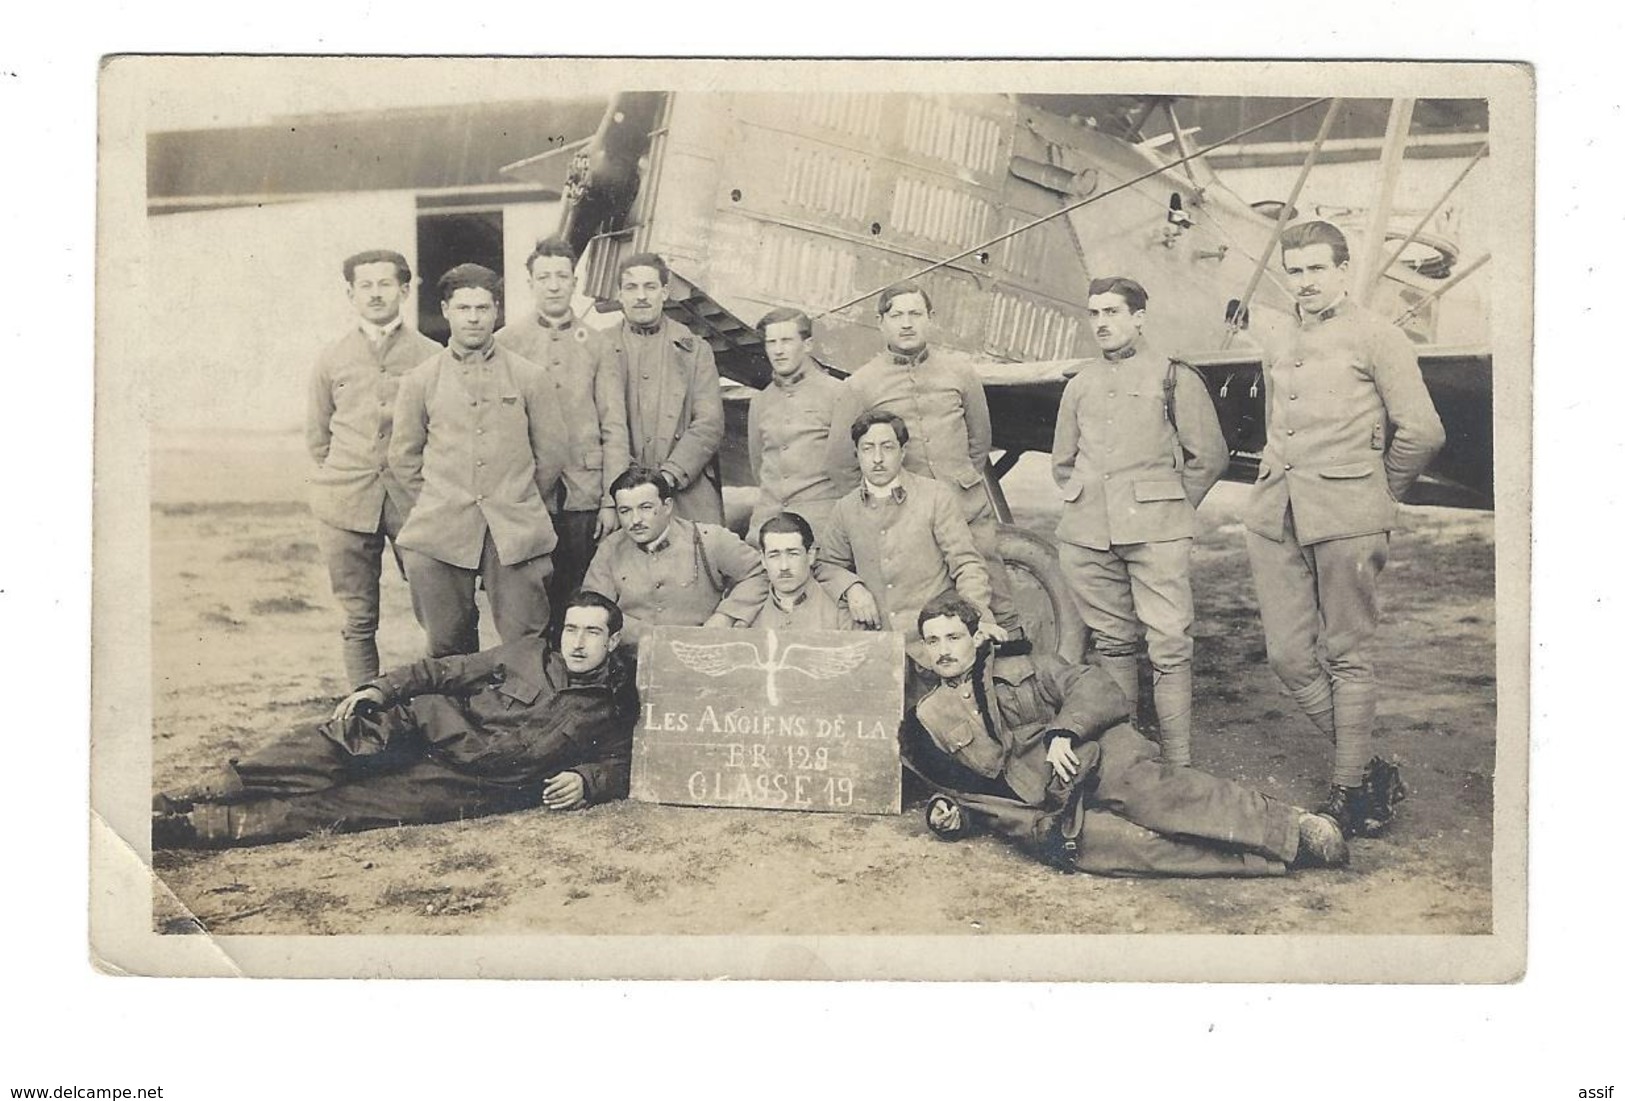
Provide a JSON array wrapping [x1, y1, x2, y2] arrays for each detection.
[[609, 252, 725, 525], [390, 263, 571, 657], [495, 238, 630, 624], [746, 307, 844, 544], [1051, 276, 1228, 766], [1245, 221, 1445, 836], [306, 249, 441, 686], [826, 282, 1023, 637]]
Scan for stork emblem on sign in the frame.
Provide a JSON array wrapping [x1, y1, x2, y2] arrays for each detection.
[[667, 630, 872, 706]]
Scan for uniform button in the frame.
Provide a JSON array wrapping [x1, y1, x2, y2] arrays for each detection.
[[476, 494, 486, 502], [1294, 360, 1303, 368], [1283, 464, 1293, 472], [477, 428, 486, 435], [1108, 391, 1115, 398], [1102, 473, 1111, 480], [477, 459, 486, 467], [1289, 394, 1299, 401], [1286, 429, 1295, 436]]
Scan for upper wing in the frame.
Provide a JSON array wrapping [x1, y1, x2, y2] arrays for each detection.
[[776, 641, 873, 682], [667, 639, 763, 678]]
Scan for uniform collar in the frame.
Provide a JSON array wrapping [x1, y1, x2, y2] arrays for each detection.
[[536, 312, 575, 332], [634, 516, 686, 555], [769, 585, 811, 613], [1297, 293, 1349, 326], [888, 345, 930, 368], [1102, 341, 1139, 362], [860, 474, 909, 505], [358, 316, 403, 343], [770, 361, 813, 389], [627, 318, 665, 338], [449, 339, 496, 363]]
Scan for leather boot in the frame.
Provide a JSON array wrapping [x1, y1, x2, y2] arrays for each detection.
[[1092, 653, 1140, 716], [1151, 667, 1194, 766]]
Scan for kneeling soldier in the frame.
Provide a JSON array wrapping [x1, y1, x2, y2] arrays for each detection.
[[903, 595, 1348, 876], [152, 592, 637, 848]]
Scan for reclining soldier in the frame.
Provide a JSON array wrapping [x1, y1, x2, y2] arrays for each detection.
[[152, 591, 638, 848], [903, 594, 1349, 876]]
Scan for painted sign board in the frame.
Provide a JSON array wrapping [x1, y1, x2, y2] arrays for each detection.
[[631, 626, 905, 815]]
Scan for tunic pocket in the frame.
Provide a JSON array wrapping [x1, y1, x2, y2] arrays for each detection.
[[1320, 463, 1375, 480], [1133, 480, 1187, 503]]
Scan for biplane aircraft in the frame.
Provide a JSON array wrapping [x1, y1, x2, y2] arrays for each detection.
[[493, 91, 1493, 653]]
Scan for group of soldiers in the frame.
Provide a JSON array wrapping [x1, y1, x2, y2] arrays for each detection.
[[153, 219, 1445, 879]]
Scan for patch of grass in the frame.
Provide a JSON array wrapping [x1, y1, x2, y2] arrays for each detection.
[[378, 881, 508, 917], [263, 886, 343, 915], [228, 540, 322, 565], [429, 850, 497, 875], [250, 595, 321, 615], [156, 501, 308, 518]]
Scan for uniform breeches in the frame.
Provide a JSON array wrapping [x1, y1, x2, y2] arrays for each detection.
[[1059, 538, 1195, 671], [1073, 724, 1298, 864], [318, 495, 408, 686], [195, 715, 538, 845], [547, 510, 599, 629], [403, 527, 553, 657], [1245, 510, 1388, 692]]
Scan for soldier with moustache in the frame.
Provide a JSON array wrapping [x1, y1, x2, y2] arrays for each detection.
[[609, 252, 726, 526], [305, 249, 441, 685], [494, 237, 630, 624], [585, 466, 875, 652], [819, 411, 1003, 701], [733, 512, 855, 632], [1051, 276, 1227, 766], [1245, 221, 1446, 836], [903, 595, 1349, 876], [826, 282, 1023, 637]]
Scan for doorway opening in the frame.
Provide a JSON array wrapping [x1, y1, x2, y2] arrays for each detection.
[[416, 210, 506, 344]]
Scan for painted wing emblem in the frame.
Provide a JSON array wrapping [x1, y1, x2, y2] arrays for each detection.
[[776, 641, 872, 683], [667, 639, 764, 678]]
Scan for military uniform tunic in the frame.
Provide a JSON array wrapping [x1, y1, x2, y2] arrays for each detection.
[[820, 469, 992, 651], [1050, 344, 1227, 675], [495, 314, 631, 619], [826, 347, 1019, 629], [612, 318, 725, 524], [305, 319, 442, 684], [746, 363, 844, 543], [166, 642, 638, 847], [903, 646, 1301, 877], [736, 578, 854, 631], [581, 516, 767, 650], [494, 314, 630, 515], [1243, 297, 1445, 787], [390, 340, 571, 655]]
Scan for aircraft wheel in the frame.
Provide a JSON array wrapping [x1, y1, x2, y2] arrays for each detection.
[[998, 525, 1086, 663]]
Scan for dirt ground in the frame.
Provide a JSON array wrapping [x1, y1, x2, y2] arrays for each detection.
[[149, 433, 1498, 936]]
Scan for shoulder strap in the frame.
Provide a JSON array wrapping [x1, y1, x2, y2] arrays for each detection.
[[691, 523, 727, 596], [1164, 358, 1192, 472], [1163, 358, 1184, 433]]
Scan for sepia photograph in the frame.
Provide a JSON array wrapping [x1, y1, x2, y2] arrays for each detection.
[[90, 57, 1532, 980]]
